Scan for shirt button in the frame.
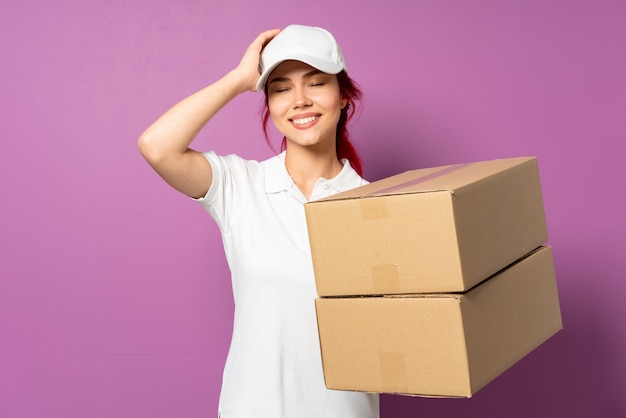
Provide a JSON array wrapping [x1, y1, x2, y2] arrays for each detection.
[[323, 184, 330, 190]]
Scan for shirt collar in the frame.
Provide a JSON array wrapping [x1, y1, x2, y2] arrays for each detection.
[[263, 151, 293, 194], [262, 151, 364, 197]]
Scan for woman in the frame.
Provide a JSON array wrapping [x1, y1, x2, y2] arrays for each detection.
[[138, 24, 380, 418]]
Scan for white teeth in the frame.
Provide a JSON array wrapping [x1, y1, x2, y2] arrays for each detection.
[[292, 116, 318, 125]]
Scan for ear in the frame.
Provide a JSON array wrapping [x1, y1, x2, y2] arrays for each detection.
[[341, 96, 348, 109]]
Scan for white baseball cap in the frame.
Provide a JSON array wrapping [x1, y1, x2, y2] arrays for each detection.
[[256, 24, 347, 91]]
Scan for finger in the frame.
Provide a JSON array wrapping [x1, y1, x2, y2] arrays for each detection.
[[256, 28, 281, 49]]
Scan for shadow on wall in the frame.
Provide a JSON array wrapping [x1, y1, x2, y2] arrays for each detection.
[[380, 250, 624, 418]]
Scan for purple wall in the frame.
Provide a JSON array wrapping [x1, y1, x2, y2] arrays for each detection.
[[1, 1, 624, 417]]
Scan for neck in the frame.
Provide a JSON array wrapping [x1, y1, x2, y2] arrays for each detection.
[[284, 146, 342, 200]]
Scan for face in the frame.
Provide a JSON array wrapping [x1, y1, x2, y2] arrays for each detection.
[[266, 60, 347, 152]]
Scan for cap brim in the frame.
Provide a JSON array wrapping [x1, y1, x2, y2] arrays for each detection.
[[255, 55, 344, 91]]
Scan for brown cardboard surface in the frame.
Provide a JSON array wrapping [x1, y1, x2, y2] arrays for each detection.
[[305, 157, 548, 296], [315, 246, 562, 398]]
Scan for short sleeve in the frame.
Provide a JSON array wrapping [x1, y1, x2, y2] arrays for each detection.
[[191, 151, 232, 231], [191, 151, 260, 233]]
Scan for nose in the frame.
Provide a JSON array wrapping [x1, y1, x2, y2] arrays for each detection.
[[293, 87, 312, 108]]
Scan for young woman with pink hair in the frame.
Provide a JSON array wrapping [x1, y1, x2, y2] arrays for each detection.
[[138, 24, 379, 418]]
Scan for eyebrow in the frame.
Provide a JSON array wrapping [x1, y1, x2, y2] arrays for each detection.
[[268, 69, 324, 85]]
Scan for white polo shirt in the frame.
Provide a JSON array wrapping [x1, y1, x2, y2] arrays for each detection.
[[196, 151, 379, 418]]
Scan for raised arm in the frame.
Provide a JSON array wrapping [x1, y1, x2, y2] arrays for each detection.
[[138, 29, 281, 198]]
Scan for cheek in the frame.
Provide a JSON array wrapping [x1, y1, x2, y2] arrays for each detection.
[[322, 91, 345, 113], [267, 97, 288, 120], [267, 103, 289, 135], [327, 97, 345, 122], [269, 113, 282, 130]]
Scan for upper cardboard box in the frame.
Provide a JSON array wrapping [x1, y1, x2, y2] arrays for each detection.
[[305, 157, 548, 296]]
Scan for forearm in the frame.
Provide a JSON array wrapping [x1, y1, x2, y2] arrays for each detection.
[[138, 69, 249, 161]]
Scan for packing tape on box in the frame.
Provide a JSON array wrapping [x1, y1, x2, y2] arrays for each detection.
[[379, 352, 408, 393], [359, 197, 388, 220], [371, 163, 472, 196], [359, 163, 471, 220], [372, 264, 401, 293]]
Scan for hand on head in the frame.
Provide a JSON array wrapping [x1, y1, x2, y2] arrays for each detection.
[[235, 28, 281, 92]]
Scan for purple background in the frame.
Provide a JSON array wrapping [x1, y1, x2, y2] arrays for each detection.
[[1, 0, 624, 417]]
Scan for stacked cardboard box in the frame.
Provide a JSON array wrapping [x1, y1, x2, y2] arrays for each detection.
[[305, 157, 562, 397]]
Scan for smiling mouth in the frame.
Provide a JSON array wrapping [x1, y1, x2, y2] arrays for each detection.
[[291, 115, 320, 125]]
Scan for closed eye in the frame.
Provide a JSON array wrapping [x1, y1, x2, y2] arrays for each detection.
[[270, 85, 290, 93]]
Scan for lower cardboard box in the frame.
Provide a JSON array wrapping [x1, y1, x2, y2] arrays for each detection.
[[315, 246, 562, 398]]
